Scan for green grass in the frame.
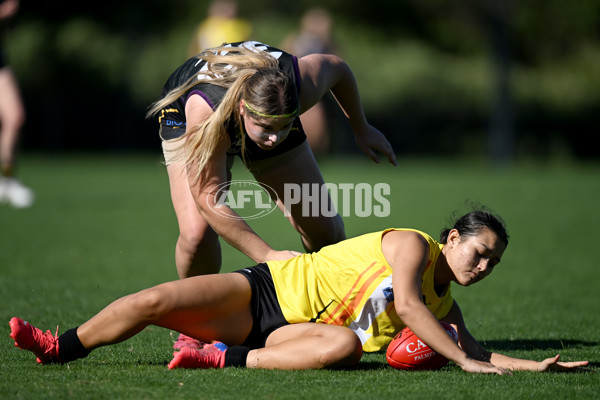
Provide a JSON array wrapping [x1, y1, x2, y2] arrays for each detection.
[[1, 153, 599, 399]]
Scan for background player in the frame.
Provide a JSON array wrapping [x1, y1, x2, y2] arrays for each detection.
[[0, 0, 33, 208]]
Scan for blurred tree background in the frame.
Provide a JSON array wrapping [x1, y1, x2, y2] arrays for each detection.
[[4, 0, 600, 160]]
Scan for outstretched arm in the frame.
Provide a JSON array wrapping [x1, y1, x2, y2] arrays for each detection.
[[443, 301, 590, 372], [384, 230, 508, 375], [297, 54, 397, 166]]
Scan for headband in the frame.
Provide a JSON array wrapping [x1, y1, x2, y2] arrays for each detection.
[[244, 101, 298, 119]]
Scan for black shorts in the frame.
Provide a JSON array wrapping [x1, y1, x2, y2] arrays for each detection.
[[234, 263, 289, 349]]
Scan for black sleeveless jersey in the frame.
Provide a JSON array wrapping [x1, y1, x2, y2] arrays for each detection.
[[159, 41, 306, 161]]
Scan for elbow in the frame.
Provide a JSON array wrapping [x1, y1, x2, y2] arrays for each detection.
[[196, 193, 211, 214], [196, 191, 220, 216], [394, 300, 423, 322]]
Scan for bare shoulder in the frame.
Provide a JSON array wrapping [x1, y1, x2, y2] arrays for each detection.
[[297, 54, 344, 83], [297, 54, 345, 112], [298, 53, 342, 69], [382, 230, 429, 250], [381, 230, 430, 270], [184, 94, 214, 125]]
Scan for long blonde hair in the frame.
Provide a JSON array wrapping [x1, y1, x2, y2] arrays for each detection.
[[147, 44, 299, 182]]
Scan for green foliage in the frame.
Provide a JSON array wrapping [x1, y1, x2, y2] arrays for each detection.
[[1, 154, 598, 399], [5, 2, 600, 156]]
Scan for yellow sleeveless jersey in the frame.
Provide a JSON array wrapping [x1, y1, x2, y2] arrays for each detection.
[[267, 229, 454, 352]]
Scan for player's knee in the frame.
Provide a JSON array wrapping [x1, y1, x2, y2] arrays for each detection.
[[130, 288, 171, 321], [177, 225, 221, 276], [335, 330, 363, 367], [321, 329, 363, 368], [178, 224, 218, 253]]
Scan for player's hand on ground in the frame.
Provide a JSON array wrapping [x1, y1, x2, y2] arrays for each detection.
[[265, 250, 302, 262], [536, 355, 591, 372], [459, 358, 512, 375], [354, 124, 397, 166]]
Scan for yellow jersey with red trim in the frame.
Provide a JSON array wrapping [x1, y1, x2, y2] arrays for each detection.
[[267, 229, 454, 353]]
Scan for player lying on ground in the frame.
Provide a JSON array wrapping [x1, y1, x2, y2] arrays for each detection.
[[9, 209, 589, 373]]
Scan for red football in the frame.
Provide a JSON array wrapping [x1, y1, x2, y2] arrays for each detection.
[[386, 321, 459, 370]]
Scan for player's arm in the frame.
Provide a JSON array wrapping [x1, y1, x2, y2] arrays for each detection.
[[184, 96, 299, 263], [297, 54, 396, 166], [443, 301, 590, 372], [383, 231, 508, 375]]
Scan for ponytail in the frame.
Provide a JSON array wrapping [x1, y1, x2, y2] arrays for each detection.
[[146, 44, 282, 183], [184, 69, 256, 182]]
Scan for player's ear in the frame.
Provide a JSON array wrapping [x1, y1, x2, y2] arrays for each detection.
[[447, 229, 461, 248]]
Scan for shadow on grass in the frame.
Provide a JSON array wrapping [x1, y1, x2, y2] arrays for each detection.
[[479, 339, 598, 352], [347, 361, 389, 371]]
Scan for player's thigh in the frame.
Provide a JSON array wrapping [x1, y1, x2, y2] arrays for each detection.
[[166, 161, 215, 238], [151, 273, 253, 335], [252, 143, 342, 232], [251, 142, 325, 193], [0, 68, 24, 122]]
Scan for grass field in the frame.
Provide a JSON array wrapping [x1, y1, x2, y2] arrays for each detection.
[[1, 153, 599, 399]]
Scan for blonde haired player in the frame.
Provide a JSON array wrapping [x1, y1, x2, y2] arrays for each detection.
[[9, 209, 589, 373], [149, 42, 396, 348], [149, 41, 396, 349], [149, 41, 396, 280]]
